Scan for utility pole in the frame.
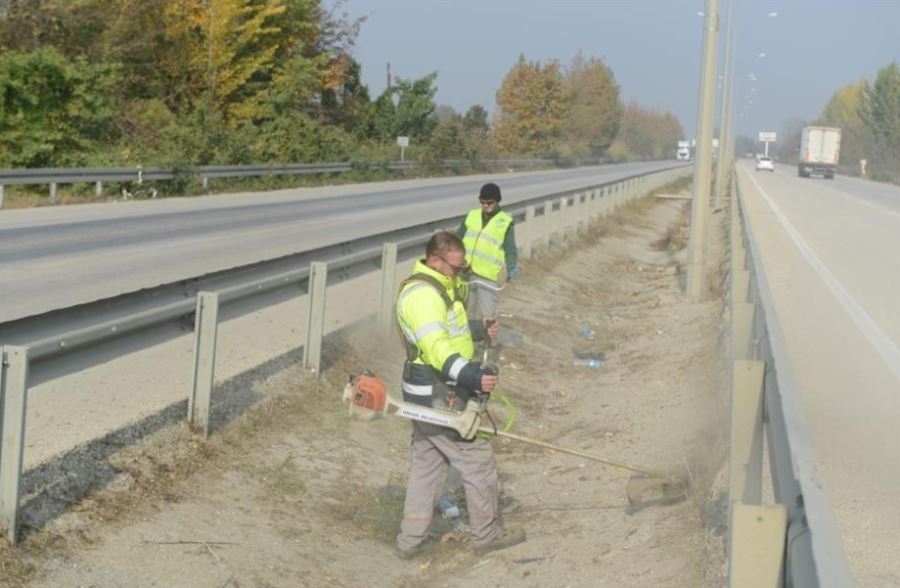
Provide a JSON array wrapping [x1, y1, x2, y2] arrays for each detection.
[[686, 0, 720, 300], [714, 0, 735, 207], [723, 32, 736, 199]]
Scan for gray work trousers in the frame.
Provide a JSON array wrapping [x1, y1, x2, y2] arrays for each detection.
[[467, 277, 498, 320], [397, 420, 500, 551]]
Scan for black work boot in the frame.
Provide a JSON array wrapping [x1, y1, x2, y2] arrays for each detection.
[[472, 526, 526, 556]]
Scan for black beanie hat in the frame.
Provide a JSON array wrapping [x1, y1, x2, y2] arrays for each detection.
[[479, 182, 502, 202]]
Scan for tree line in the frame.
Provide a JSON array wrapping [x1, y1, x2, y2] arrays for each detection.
[[736, 61, 900, 180], [0, 0, 684, 175], [814, 61, 900, 178]]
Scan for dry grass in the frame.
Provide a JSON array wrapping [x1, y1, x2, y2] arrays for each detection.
[[0, 362, 334, 587], [325, 468, 407, 545]]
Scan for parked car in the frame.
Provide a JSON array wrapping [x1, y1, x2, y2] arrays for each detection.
[[756, 156, 775, 172]]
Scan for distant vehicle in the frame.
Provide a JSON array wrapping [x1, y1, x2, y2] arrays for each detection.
[[798, 126, 841, 179], [676, 140, 691, 161], [756, 156, 775, 172]]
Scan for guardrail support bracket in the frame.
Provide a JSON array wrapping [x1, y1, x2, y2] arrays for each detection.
[[188, 292, 219, 437], [303, 262, 328, 376], [0, 346, 29, 545], [728, 502, 787, 588], [730, 359, 765, 504], [378, 244, 398, 337]]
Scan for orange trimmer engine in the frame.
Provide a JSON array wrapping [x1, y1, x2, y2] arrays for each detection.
[[345, 370, 388, 420]]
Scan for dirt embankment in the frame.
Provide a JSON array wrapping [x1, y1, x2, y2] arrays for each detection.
[[3, 181, 730, 588]]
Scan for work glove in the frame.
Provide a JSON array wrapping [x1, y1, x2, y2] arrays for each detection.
[[507, 265, 519, 280]]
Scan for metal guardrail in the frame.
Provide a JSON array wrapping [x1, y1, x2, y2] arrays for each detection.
[[728, 171, 854, 587], [0, 165, 689, 543], [0, 158, 579, 207]]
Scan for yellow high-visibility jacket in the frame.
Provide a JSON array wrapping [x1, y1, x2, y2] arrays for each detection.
[[396, 260, 486, 407], [461, 209, 514, 281]]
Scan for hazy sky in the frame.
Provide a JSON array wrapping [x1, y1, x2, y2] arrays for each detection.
[[339, 0, 900, 142]]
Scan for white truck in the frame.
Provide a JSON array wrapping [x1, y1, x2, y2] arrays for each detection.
[[676, 140, 691, 161], [798, 126, 841, 179]]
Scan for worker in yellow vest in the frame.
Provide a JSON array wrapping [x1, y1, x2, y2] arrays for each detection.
[[457, 183, 518, 320], [395, 231, 526, 559]]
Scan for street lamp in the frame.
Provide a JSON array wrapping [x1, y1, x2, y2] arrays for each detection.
[[686, 0, 720, 299]]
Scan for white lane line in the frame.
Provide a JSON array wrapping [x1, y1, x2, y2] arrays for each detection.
[[835, 189, 900, 221], [744, 170, 900, 383]]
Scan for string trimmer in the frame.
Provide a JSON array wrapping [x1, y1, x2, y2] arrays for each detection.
[[343, 371, 688, 506]]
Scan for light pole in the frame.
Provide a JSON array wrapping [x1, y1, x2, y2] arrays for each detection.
[[686, 0, 720, 300], [714, 0, 735, 207]]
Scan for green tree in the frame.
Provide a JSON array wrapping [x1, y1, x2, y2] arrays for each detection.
[[372, 72, 439, 141], [462, 105, 489, 130], [493, 55, 568, 156], [319, 57, 373, 137], [0, 47, 119, 167], [561, 51, 621, 157], [861, 61, 900, 169], [817, 81, 871, 170]]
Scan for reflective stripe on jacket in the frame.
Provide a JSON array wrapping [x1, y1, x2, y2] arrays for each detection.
[[396, 260, 475, 406], [461, 208, 513, 281]]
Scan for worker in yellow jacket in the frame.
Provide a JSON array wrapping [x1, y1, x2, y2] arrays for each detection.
[[395, 231, 526, 559], [457, 182, 518, 320]]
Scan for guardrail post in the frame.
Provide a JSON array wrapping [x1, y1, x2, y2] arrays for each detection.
[[303, 262, 328, 375], [732, 270, 750, 304], [732, 303, 755, 361], [544, 199, 554, 250], [378, 243, 398, 336], [730, 360, 765, 504], [95, 181, 103, 199], [202, 176, 209, 193], [558, 197, 569, 242], [521, 206, 535, 259], [0, 185, 5, 209], [728, 503, 787, 587], [574, 193, 586, 236], [49, 182, 58, 204], [0, 346, 28, 545], [188, 292, 219, 437]]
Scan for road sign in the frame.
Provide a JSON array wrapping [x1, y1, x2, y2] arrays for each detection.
[[396, 136, 409, 147], [758, 131, 776, 142]]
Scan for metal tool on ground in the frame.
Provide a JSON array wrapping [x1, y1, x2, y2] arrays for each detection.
[[344, 371, 688, 506]]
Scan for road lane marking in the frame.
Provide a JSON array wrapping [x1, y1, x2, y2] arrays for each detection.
[[744, 171, 900, 384], [834, 189, 900, 221]]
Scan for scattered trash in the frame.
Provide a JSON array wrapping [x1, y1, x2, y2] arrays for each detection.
[[573, 357, 602, 369], [513, 557, 547, 564], [579, 327, 595, 340], [438, 496, 460, 519], [572, 350, 605, 369]]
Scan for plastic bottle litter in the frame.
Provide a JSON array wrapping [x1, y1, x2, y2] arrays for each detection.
[[572, 357, 602, 369], [438, 496, 460, 519]]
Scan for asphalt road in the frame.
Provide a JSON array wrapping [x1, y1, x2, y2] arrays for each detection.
[[0, 161, 680, 322], [738, 161, 900, 587]]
